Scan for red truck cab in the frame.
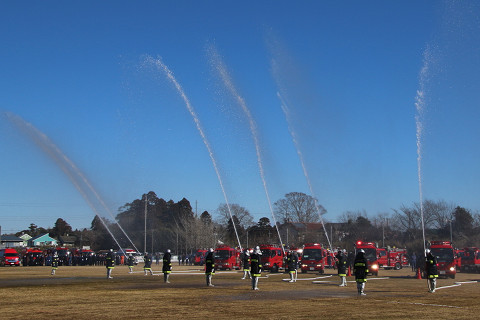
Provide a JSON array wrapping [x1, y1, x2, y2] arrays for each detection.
[[461, 247, 480, 273], [0, 248, 21, 266], [355, 241, 380, 276], [260, 244, 284, 273], [429, 241, 457, 279], [300, 243, 326, 274], [214, 245, 240, 270]]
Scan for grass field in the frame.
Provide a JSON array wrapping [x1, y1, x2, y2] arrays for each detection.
[[0, 264, 478, 319]]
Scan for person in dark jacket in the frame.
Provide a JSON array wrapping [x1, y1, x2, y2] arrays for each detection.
[[106, 249, 115, 279], [127, 253, 135, 273], [425, 249, 439, 293], [205, 248, 215, 287], [241, 249, 251, 280], [144, 252, 153, 276], [336, 249, 348, 287], [287, 251, 298, 282], [354, 249, 368, 295], [51, 252, 59, 275], [163, 249, 172, 283], [250, 246, 262, 290]]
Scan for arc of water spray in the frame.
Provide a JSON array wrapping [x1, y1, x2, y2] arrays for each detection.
[[415, 46, 432, 254], [208, 47, 285, 254], [145, 56, 243, 251], [5, 112, 140, 253], [277, 92, 333, 251]]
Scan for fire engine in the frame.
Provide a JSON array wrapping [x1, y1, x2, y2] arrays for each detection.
[[194, 249, 207, 266], [259, 244, 284, 273], [0, 248, 21, 266], [461, 247, 480, 273], [429, 240, 457, 279], [214, 245, 241, 270], [23, 248, 44, 266], [455, 248, 465, 271], [300, 243, 326, 274], [355, 241, 381, 275], [383, 248, 409, 270]]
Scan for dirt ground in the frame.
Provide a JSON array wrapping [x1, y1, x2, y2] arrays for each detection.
[[0, 264, 478, 319]]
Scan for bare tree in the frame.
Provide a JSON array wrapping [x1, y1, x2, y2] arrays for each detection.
[[216, 203, 254, 229], [274, 192, 325, 223]]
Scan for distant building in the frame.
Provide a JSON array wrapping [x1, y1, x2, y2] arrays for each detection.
[[28, 233, 57, 247], [0, 235, 24, 248], [58, 234, 77, 247], [19, 233, 32, 247]]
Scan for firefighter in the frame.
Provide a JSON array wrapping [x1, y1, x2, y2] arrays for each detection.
[[425, 249, 439, 293], [336, 249, 348, 287], [354, 249, 368, 295], [106, 249, 115, 279], [205, 248, 215, 287], [127, 253, 135, 273], [163, 249, 172, 283], [250, 246, 262, 290], [287, 250, 298, 282], [241, 249, 251, 280], [144, 252, 153, 275], [51, 252, 59, 275]]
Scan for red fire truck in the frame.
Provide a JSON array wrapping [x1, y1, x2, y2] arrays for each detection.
[[214, 245, 241, 270], [461, 247, 480, 273], [0, 248, 21, 266], [355, 241, 380, 276], [300, 243, 326, 274], [194, 249, 207, 266], [383, 248, 409, 270], [429, 241, 457, 279], [260, 244, 284, 273]]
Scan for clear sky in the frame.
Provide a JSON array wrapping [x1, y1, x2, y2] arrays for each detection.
[[1, 1, 479, 234]]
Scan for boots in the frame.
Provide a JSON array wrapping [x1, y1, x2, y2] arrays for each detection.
[[164, 273, 170, 283], [206, 275, 214, 287], [252, 276, 259, 290], [429, 278, 436, 293], [289, 272, 294, 282], [51, 269, 56, 275], [107, 269, 113, 279], [339, 276, 347, 286]]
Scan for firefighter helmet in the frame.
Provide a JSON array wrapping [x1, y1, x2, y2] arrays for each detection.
[[209, 248, 214, 253], [359, 249, 365, 253], [425, 249, 431, 255], [167, 249, 171, 253]]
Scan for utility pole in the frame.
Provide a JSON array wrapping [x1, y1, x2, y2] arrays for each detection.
[[144, 194, 148, 254]]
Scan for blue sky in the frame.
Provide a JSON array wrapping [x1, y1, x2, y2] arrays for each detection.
[[1, 1, 479, 233]]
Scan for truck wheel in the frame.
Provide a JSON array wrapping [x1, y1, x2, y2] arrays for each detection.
[[394, 263, 401, 270], [451, 274, 456, 279], [271, 264, 278, 273]]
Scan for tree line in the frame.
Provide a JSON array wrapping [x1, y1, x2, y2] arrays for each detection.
[[15, 192, 480, 255]]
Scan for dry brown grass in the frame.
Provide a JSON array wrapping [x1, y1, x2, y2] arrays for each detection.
[[1, 265, 478, 319]]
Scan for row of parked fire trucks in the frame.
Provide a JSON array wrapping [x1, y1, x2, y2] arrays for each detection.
[[190, 241, 480, 278]]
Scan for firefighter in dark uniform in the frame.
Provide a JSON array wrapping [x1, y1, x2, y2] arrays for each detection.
[[287, 250, 298, 282], [336, 249, 348, 287], [163, 249, 172, 283], [354, 249, 368, 295], [241, 249, 251, 280], [205, 248, 215, 287], [106, 249, 115, 279], [144, 252, 153, 275], [51, 252, 59, 275], [127, 253, 135, 273], [250, 246, 262, 290], [425, 249, 439, 293]]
